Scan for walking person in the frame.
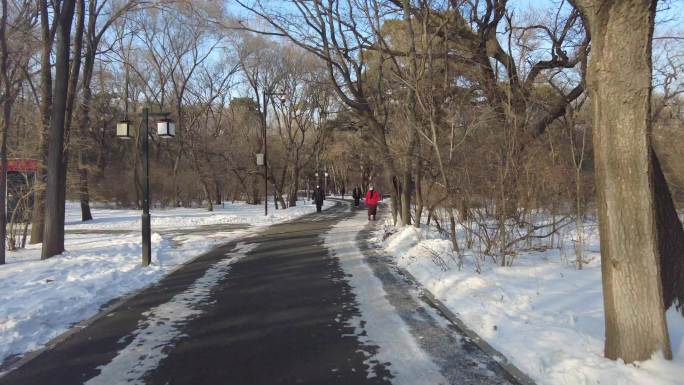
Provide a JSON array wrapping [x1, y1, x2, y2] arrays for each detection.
[[365, 185, 380, 221], [340, 185, 346, 199], [312, 185, 325, 213], [352, 186, 362, 207]]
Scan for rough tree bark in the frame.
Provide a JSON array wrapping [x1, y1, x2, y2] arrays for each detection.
[[75, 0, 132, 219], [288, 166, 300, 207], [75, 0, 103, 222], [574, 0, 674, 362], [0, 0, 10, 265], [41, 0, 78, 259], [413, 158, 423, 228], [30, 0, 56, 244], [214, 179, 222, 205], [78, 163, 92, 220], [653, 151, 684, 314]]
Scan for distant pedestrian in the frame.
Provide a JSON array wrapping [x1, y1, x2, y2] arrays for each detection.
[[365, 185, 380, 221], [352, 186, 362, 207], [312, 185, 325, 213], [341, 186, 346, 199]]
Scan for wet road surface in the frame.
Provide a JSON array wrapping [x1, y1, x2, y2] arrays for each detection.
[[0, 200, 519, 385]]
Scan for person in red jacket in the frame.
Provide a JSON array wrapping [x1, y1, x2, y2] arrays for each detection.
[[365, 185, 380, 221]]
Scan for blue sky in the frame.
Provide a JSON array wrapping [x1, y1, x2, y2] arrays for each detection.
[[222, 0, 682, 97], [224, 0, 683, 35]]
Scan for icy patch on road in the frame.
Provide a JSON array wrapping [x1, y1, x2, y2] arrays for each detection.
[[85, 242, 256, 385], [324, 213, 448, 385]]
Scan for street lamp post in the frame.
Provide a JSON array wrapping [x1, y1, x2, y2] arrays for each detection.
[[258, 90, 286, 216], [117, 107, 174, 267]]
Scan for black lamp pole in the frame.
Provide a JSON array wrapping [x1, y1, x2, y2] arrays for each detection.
[[118, 107, 174, 267], [263, 108, 268, 217], [141, 107, 151, 266]]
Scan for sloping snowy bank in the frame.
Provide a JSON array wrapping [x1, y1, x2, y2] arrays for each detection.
[[0, 200, 331, 368], [376, 220, 684, 385]]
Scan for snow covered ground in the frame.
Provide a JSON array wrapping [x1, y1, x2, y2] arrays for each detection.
[[375, 216, 684, 385], [0, 199, 332, 368], [63, 200, 327, 230]]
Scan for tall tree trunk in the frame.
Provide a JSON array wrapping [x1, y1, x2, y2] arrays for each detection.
[[0, 95, 7, 266], [414, 159, 423, 228], [0, 0, 10, 264], [57, 0, 84, 235], [388, 173, 400, 226], [214, 179, 221, 205], [76, 0, 98, 222], [575, 166, 583, 270], [653, 152, 684, 313], [399, 0, 420, 227], [78, 164, 92, 221], [448, 208, 460, 254], [172, 153, 182, 206], [30, 0, 55, 244], [400, 170, 411, 226], [576, 0, 672, 362], [288, 167, 300, 207], [250, 172, 260, 204], [201, 180, 213, 212], [269, 165, 287, 209], [42, 0, 77, 259], [30, 164, 46, 244]]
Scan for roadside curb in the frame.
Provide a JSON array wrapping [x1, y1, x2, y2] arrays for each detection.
[[361, 224, 537, 385]]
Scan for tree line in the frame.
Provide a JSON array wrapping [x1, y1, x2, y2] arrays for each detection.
[[235, 0, 684, 366], [0, 0, 339, 260], [0, 0, 683, 367]]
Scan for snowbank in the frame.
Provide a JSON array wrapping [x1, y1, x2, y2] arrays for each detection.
[[64, 200, 328, 230], [0, 199, 331, 368], [376, 221, 684, 385]]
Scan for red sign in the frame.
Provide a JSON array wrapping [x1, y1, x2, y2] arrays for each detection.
[[7, 159, 39, 173]]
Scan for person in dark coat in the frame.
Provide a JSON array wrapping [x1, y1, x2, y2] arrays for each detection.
[[365, 185, 380, 220], [312, 185, 325, 212], [340, 186, 346, 199], [352, 186, 362, 207]]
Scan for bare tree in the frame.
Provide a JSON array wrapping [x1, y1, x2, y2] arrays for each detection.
[[235, 0, 407, 224], [30, 0, 58, 245], [74, 0, 140, 221], [233, 32, 288, 208], [185, 60, 239, 210], [272, 45, 331, 207], [42, 0, 80, 259], [1, 0, 36, 264], [572, 0, 684, 363]]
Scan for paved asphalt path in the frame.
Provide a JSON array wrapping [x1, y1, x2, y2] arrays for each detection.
[[0, 200, 517, 385]]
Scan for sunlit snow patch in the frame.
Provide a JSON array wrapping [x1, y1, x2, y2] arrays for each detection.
[[324, 213, 448, 385]]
